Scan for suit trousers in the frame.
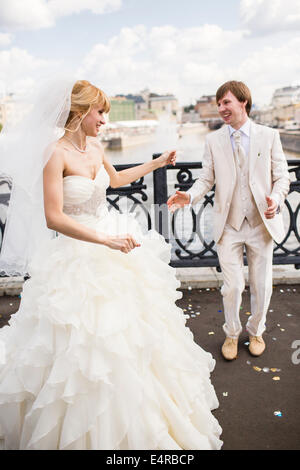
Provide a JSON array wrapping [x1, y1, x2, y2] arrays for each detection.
[[216, 219, 274, 339]]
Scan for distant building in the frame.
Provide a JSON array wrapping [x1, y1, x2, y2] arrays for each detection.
[[271, 86, 300, 107], [116, 94, 154, 120], [252, 102, 299, 127], [109, 97, 136, 122], [148, 93, 178, 116], [109, 90, 179, 121], [195, 95, 219, 119], [181, 110, 200, 123]]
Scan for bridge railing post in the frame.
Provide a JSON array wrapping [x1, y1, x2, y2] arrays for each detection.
[[152, 153, 170, 242]]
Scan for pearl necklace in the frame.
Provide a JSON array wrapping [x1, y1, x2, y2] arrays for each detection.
[[65, 137, 87, 154]]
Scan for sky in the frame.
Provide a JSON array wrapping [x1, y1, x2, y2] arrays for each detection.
[[0, 0, 300, 106]]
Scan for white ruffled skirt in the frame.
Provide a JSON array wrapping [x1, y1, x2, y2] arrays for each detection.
[[0, 209, 223, 450]]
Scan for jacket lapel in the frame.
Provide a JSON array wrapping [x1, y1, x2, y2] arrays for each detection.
[[219, 125, 236, 174], [249, 120, 262, 177]]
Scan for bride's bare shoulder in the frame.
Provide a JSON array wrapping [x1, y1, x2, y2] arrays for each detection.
[[44, 140, 67, 173]]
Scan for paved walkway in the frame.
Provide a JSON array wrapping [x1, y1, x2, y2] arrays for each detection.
[[0, 284, 299, 450]]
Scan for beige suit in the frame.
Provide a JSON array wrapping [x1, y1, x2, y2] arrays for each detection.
[[187, 121, 290, 338]]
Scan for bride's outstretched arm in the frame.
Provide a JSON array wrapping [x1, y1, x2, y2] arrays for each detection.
[[43, 150, 139, 253], [103, 150, 176, 188]]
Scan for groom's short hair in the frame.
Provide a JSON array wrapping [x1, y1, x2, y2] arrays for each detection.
[[216, 81, 252, 116]]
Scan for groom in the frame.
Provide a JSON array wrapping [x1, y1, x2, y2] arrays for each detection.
[[167, 80, 290, 360]]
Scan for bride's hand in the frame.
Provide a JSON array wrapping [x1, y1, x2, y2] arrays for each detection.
[[156, 150, 176, 168], [104, 234, 141, 253]]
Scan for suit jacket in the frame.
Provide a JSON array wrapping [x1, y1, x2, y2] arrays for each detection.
[[186, 120, 290, 244]]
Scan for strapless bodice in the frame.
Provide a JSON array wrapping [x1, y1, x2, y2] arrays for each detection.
[[62, 165, 110, 220]]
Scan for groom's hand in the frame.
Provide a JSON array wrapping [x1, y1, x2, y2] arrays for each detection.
[[167, 191, 190, 213], [264, 196, 278, 219]]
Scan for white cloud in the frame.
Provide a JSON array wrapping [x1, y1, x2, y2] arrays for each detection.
[[234, 37, 300, 105], [76, 25, 245, 103], [75, 24, 300, 106], [49, 0, 122, 17], [0, 0, 122, 31], [0, 47, 60, 96], [0, 33, 13, 47], [240, 0, 300, 35]]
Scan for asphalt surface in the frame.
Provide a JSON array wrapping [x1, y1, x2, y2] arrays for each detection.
[[0, 284, 299, 450]]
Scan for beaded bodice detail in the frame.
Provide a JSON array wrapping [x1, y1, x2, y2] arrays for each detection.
[[62, 165, 110, 218]]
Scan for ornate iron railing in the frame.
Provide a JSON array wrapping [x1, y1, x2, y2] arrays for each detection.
[[1, 159, 300, 274], [107, 158, 300, 270]]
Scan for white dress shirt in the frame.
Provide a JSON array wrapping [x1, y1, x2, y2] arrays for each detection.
[[228, 118, 250, 157]]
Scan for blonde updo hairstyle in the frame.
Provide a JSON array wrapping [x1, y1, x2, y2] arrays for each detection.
[[65, 80, 110, 132]]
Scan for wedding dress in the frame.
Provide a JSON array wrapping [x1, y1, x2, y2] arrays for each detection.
[[0, 164, 222, 450]]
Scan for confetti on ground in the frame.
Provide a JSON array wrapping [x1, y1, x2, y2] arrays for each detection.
[[280, 328, 285, 332], [184, 314, 190, 319], [183, 309, 187, 312], [246, 361, 251, 365], [208, 332, 215, 335], [287, 314, 293, 317], [206, 288, 210, 291], [195, 312, 200, 315], [244, 342, 250, 346], [188, 286, 192, 290], [270, 368, 281, 372], [245, 312, 251, 316], [277, 324, 280, 327], [280, 289, 284, 293], [274, 411, 282, 417], [191, 314, 196, 318], [273, 377, 280, 381], [293, 289, 297, 292], [9, 303, 13, 306], [188, 304, 192, 307], [269, 309, 273, 312], [263, 368, 270, 373], [253, 366, 262, 372], [272, 338, 277, 341], [223, 392, 228, 397], [218, 310, 222, 313]]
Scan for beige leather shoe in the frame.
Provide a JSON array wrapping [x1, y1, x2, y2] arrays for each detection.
[[249, 336, 266, 356], [221, 337, 238, 360]]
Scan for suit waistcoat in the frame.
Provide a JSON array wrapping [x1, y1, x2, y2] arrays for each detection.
[[226, 148, 262, 231]]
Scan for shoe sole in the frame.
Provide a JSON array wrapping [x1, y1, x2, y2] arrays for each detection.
[[222, 353, 238, 361], [248, 349, 265, 357]]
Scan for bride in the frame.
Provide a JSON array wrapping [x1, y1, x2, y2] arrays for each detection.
[[0, 79, 222, 450]]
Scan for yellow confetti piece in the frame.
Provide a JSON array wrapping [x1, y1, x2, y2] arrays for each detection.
[[208, 332, 215, 335], [273, 377, 280, 381], [270, 368, 277, 372], [245, 311, 251, 316], [280, 329, 285, 332], [253, 366, 262, 372]]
